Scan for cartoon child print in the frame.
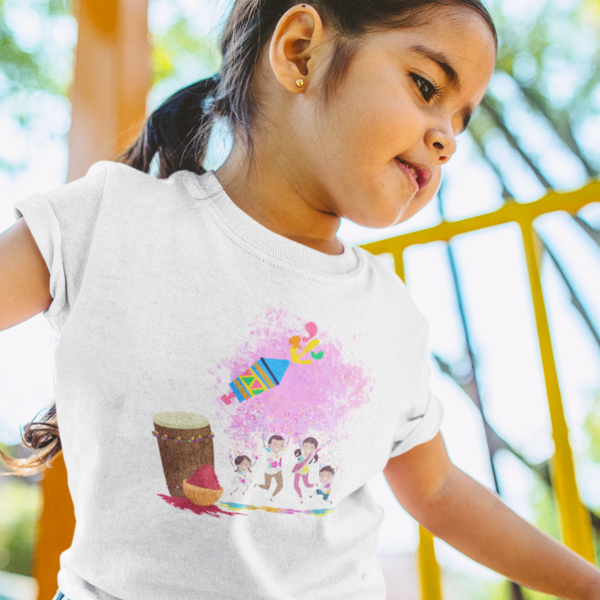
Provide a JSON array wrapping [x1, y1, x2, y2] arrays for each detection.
[[255, 429, 291, 501], [292, 436, 330, 503], [309, 466, 336, 504], [229, 454, 258, 497]]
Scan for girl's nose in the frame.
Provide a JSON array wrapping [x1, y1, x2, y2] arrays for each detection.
[[426, 126, 457, 164]]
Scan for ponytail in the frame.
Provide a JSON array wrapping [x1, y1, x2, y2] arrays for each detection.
[[117, 74, 220, 179], [0, 402, 62, 477]]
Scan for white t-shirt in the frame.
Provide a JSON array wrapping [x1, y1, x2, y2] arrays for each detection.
[[13, 161, 444, 600]]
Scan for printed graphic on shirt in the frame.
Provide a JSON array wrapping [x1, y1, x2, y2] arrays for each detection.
[[152, 411, 240, 518], [152, 307, 372, 518]]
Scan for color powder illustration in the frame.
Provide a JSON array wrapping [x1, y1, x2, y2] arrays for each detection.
[[212, 308, 373, 463], [188, 464, 221, 489]]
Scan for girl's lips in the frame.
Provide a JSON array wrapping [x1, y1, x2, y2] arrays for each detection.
[[394, 157, 419, 193], [394, 157, 434, 190]]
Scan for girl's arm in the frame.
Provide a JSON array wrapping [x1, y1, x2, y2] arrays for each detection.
[[292, 456, 309, 473], [0, 218, 53, 331], [313, 441, 330, 455], [384, 432, 600, 600], [292, 451, 316, 473]]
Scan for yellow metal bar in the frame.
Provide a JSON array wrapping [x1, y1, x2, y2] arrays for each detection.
[[418, 526, 443, 600], [392, 248, 406, 283], [362, 184, 600, 574], [361, 181, 600, 255], [519, 221, 595, 561], [393, 250, 443, 598]]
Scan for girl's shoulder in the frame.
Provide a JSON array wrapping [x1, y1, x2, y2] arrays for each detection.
[[98, 161, 215, 209]]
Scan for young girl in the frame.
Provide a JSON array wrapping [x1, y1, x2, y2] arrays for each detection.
[[1, 1, 599, 599], [292, 436, 325, 502], [229, 454, 256, 496]]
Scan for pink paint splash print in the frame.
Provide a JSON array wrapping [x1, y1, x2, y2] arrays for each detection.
[[215, 309, 371, 439], [211, 308, 373, 511]]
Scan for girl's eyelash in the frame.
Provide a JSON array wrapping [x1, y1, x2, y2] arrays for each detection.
[[409, 73, 441, 102]]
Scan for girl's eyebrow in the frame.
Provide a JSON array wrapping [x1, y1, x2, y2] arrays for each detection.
[[406, 43, 473, 134], [407, 44, 461, 91]]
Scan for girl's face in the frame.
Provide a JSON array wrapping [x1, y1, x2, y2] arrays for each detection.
[[266, 6, 496, 228], [302, 442, 316, 456], [240, 458, 251, 470]]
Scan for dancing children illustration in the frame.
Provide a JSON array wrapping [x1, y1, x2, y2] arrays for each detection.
[[255, 429, 291, 501], [309, 466, 336, 505], [229, 454, 257, 497], [292, 436, 330, 503]]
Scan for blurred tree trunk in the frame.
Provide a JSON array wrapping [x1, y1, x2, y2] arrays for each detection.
[[66, 0, 150, 183]]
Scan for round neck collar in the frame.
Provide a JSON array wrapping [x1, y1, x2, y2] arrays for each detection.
[[192, 170, 363, 279]]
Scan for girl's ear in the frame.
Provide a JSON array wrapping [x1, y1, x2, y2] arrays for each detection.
[[269, 4, 325, 94]]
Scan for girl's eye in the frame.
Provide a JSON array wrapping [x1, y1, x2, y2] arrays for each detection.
[[410, 73, 440, 102]]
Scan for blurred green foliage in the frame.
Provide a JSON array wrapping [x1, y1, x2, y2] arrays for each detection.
[[472, 0, 600, 189], [150, 13, 221, 90], [0, 445, 41, 577], [0, 0, 71, 96], [583, 391, 600, 568], [584, 392, 600, 465], [0, 0, 74, 171]]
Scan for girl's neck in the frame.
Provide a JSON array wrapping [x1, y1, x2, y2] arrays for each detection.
[[214, 143, 345, 256]]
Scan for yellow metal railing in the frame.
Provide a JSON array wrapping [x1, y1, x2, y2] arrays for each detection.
[[362, 182, 600, 597]]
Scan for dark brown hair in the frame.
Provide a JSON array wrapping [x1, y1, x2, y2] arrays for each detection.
[[117, 0, 497, 179], [234, 455, 253, 472], [0, 402, 61, 477]]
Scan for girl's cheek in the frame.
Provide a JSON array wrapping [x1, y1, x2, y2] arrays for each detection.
[[428, 168, 442, 198]]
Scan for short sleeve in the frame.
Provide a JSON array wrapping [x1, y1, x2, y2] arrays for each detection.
[[12, 161, 110, 332], [388, 317, 445, 459]]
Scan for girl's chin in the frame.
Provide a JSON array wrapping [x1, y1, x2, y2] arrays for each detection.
[[341, 189, 414, 228], [347, 208, 407, 230]]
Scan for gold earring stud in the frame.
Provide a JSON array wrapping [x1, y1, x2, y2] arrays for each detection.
[[295, 78, 305, 88]]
